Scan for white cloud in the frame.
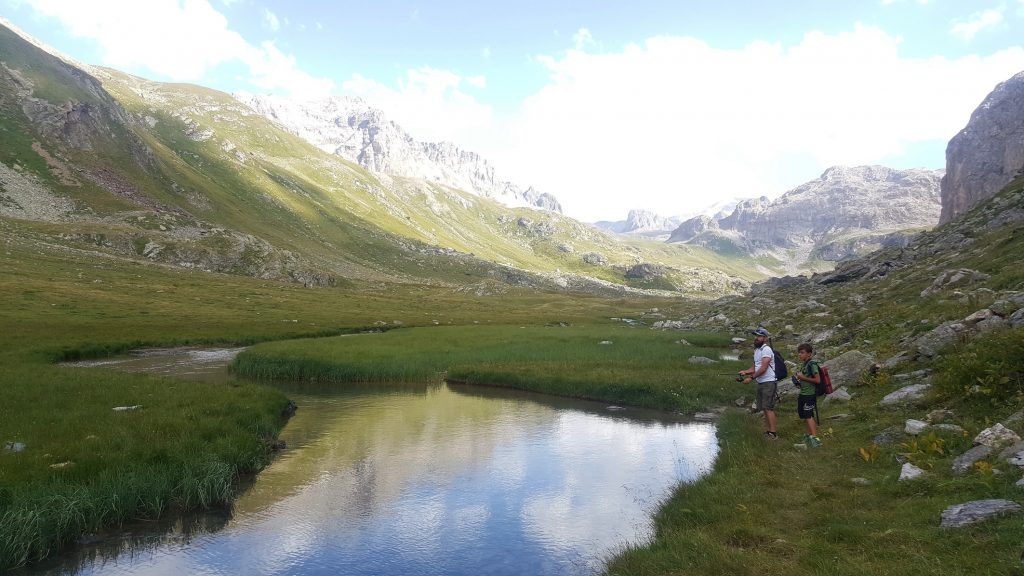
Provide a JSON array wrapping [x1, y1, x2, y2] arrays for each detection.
[[21, 0, 331, 96], [951, 8, 1004, 41], [483, 25, 1024, 220], [342, 67, 493, 145], [572, 28, 595, 50], [263, 8, 280, 32]]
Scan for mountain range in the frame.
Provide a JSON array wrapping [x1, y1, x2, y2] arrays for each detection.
[[1, 19, 1020, 297], [234, 92, 561, 213]]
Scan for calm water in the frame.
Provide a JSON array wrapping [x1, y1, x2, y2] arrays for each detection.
[[38, 348, 719, 576]]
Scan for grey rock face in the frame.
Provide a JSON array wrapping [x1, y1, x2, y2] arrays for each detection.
[[940, 71, 1024, 224], [939, 499, 1022, 528], [668, 166, 943, 268], [913, 321, 967, 358], [235, 93, 561, 213], [920, 269, 991, 297]]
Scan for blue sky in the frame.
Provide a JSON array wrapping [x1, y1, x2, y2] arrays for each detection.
[[4, 0, 1024, 221]]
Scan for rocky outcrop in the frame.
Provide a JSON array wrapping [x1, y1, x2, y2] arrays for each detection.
[[595, 209, 681, 234], [235, 93, 561, 213], [667, 166, 943, 266], [940, 71, 1024, 224]]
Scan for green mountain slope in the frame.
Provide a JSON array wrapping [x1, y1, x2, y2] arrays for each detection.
[[0, 23, 760, 296]]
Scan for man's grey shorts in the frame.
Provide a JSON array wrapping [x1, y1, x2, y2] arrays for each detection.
[[757, 380, 778, 411]]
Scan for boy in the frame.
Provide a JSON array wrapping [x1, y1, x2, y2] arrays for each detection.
[[792, 343, 822, 447]]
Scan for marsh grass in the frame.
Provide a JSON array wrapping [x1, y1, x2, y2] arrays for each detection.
[[233, 326, 745, 412]]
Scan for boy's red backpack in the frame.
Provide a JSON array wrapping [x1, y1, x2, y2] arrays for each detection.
[[814, 362, 833, 396]]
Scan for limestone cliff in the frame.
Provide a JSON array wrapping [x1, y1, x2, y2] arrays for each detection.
[[940, 70, 1024, 224]]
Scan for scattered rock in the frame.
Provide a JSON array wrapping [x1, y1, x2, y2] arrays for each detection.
[[940, 499, 1022, 528], [883, 351, 911, 369], [977, 315, 1007, 332], [879, 384, 931, 406], [1010, 308, 1024, 329], [899, 462, 927, 481], [926, 409, 955, 423], [822, 386, 852, 404], [734, 397, 747, 407], [824, 351, 876, 387], [974, 424, 1022, 449], [905, 419, 930, 435], [952, 445, 994, 476], [921, 269, 991, 298], [675, 339, 692, 345], [3, 441, 26, 453], [850, 477, 871, 486], [893, 369, 932, 381], [731, 337, 746, 344], [826, 413, 852, 420], [962, 309, 995, 325], [112, 405, 142, 412], [1016, 478, 1024, 488], [873, 427, 903, 446], [931, 424, 965, 434], [913, 321, 968, 358], [1004, 411, 1024, 427], [599, 341, 613, 345], [688, 356, 718, 364], [49, 461, 74, 469], [652, 320, 687, 330]]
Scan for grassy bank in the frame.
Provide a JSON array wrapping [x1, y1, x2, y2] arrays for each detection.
[[0, 238, 682, 569], [234, 325, 743, 412]]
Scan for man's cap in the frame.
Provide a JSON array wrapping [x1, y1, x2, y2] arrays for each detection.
[[751, 327, 770, 337]]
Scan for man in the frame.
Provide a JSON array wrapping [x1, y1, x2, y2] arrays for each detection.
[[739, 327, 778, 439]]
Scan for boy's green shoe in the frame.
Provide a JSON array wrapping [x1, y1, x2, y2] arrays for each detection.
[[809, 435, 823, 448]]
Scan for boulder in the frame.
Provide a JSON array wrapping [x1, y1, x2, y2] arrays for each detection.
[[879, 384, 931, 406], [905, 419, 930, 435], [999, 441, 1024, 466], [926, 409, 955, 423], [920, 269, 991, 297], [976, 315, 1007, 333], [913, 321, 967, 358], [939, 499, 1022, 528], [3, 441, 26, 453], [962, 309, 995, 325], [1009, 308, 1024, 329], [825, 350, 876, 387], [688, 356, 718, 365], [974, 424, 1022, 449], [899, 463, 927, 481], [652, 320, 686, 330], [822, 386, 852, 404], [850, 477, 871, 486], [952, 444, 993, 475]]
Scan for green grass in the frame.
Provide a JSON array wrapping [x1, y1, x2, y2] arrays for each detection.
[[234, 325, 743, 412]]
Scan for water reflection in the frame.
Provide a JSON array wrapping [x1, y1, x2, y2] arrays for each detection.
[[40, 349, 718, 576]]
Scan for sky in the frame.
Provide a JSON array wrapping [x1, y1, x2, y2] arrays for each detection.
[[3, 1, 1024, 222]]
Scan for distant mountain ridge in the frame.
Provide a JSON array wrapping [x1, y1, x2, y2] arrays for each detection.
[[667, 165, 944, 272], [234, 93, 561, 213]]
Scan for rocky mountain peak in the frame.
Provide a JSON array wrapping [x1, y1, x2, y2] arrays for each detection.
[[235, 92, 561, 213], [939, 70, 1024, 224], [668, 166, 944, 270]]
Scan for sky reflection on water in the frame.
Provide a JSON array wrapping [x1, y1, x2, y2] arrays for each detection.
[[40, 351, 718, 576]]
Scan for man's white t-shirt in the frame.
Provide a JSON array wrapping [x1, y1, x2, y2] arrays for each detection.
[[753, 344, 776, 382]]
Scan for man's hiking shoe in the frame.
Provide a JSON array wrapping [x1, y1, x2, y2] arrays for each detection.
[[808, 436, 823, 448], [764, 431, 778, 440]]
